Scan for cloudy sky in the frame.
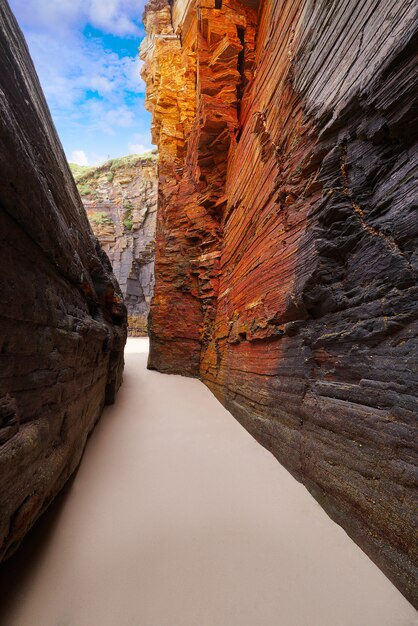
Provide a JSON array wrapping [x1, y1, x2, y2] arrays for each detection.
[[8, 0, 152, 165]]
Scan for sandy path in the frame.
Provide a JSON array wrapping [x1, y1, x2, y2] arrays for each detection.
[[0, 338, 416, 626]]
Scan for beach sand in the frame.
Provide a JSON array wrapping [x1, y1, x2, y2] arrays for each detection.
[[0, 338, 416, 626]]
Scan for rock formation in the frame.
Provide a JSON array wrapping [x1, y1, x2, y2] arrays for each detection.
[[71, 155, 158, 336], [0, 2, 127, 560], [141, 0, 418, 604]]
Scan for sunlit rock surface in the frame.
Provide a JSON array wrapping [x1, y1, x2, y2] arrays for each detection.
[[142, 0, 418, 604], [71, 155, 158, 336], [0, 1, 127, 561]]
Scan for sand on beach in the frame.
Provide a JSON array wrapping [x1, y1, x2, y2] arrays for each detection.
[[0, 338, 416, 626]]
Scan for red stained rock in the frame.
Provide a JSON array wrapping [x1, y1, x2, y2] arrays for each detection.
[[142, 0, 418, 605]]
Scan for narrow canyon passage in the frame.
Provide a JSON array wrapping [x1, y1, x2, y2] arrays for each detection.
[[0, 339, 416, 626]]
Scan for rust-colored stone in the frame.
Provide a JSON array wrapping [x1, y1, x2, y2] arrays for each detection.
[[141, 0, 258, 375], [142, 0, 418, 605]]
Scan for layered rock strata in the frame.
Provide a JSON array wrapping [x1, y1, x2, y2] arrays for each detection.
[[141, 0, 418, 604], [72, 155, 158, 336], [0, 2, 127, 560]]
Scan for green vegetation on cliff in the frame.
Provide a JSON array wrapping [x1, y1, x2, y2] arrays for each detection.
[[90, 211, 113, 225], [69, 163, 96, 182], [69, 150, 158, 185]]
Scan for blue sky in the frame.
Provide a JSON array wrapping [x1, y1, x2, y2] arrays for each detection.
[[8, 0, 152, 165]]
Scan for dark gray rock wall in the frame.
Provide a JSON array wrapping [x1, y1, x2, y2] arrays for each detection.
[[143, 0, 418, 605], [0, 0, 127, 560]]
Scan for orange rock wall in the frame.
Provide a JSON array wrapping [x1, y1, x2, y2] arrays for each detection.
[[142, 0, 418, 605], [141, 0, 258, 375]]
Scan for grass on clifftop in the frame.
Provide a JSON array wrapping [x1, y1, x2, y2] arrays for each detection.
[[69, 163, 96, 182], [69, 150, 158, 184]]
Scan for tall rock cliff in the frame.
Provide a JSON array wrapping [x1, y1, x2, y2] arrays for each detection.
[[141, 0, 418, 604], [0, 2, 127, 560], [71, 155, 158, 336]]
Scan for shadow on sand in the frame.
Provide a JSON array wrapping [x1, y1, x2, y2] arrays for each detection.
[[0, 472, 77, 624]]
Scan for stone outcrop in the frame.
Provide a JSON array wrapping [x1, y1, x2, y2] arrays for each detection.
[[141, 0, 418, 605], [0, 2, 127, 560], [71, 155, 158, 336]]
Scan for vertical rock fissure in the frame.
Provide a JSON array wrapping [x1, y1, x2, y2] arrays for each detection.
[[142, 0, 418, 606]]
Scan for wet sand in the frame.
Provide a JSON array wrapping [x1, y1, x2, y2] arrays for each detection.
[[0, 338, 416, 626]]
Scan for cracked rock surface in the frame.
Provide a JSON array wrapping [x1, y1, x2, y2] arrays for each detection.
[[142, 0, 418, 604], [72, 155, 158, 336], [0, 1, 127, 561]]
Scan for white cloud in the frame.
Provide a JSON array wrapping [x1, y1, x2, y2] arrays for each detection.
[[90, 154, 110, 165], [105, 106, 135, 128], [129, 143, 148, 154], [10, 0, 147, 38], [88, 0, 143, 36], [129, 132, 153, 151], [128, 131, 153, 154], [9, 0, 151, 163], [90, 75, 113, 94], [20, 30, 145, 118], [72, 150, 89, 165]]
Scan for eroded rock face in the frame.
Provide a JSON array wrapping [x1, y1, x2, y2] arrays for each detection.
[[142, 0, 418, 604], [0, 2, 127, 560], [72, 155, 158, 336]]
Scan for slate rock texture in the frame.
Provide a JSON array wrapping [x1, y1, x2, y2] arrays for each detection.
[[0, 1, 127, 561], [142, 0, 418, 605], [72, 155, 158, 336]]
